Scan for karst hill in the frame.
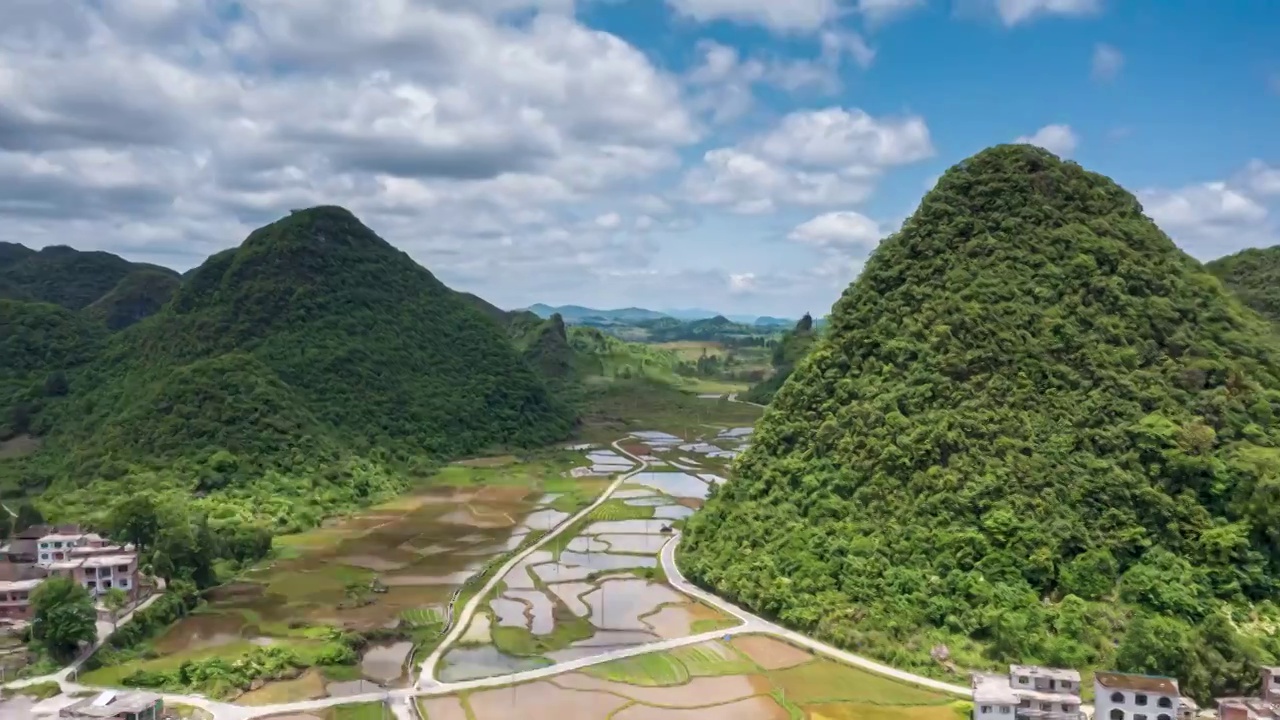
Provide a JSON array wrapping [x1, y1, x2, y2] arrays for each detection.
[[3, 206, 574, 526], [680, 144, 1280, 701], [1207, 245, 1280, 330]]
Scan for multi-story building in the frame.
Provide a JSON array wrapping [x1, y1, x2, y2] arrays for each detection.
[[36, 531, 112, 567], [973, 666, 1084, 720], [1217, 668, 1280, 720], [1094, 672, 1181, 720]]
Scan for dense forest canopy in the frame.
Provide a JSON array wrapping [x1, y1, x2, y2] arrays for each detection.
[[0, 206, 574, 529], [1206, 246, 1280, 331], [0, 242, 178, 311], [682, 145, 1280, 703]]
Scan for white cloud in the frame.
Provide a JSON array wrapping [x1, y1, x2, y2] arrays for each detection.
[[0, 1, 702, 304], [684, 36, 874, 125], [788, 211, 884, 249], [729, 272, 758, 293], [1238, 160, 1280, 197], [1091, 43, 1123, 82], [665, 0, 841, 32], [857, 0, 925, 23], [753, 108, 934, 168], [1014, 124, 1079, 157], [1140, 173, 1277, 260], [989, 0, 1101, 26], [682, 107, 932, 215]]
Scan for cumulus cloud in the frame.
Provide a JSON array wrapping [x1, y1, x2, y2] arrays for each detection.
[[985, 0, 1102, 27], [1091, 43, 1123, 82], [684, 36, 875, 124], [1014, 124, 1079, 157], [857, 0, 925, 24], [0, 0, 703, 306], [683, 107, 933, 214], [788, 211, 884, 250], [665, 0, 841, 32], [1140, 165, 1279, 259]]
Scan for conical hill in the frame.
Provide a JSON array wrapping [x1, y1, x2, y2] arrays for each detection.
[[681, 145, 1280, 700]]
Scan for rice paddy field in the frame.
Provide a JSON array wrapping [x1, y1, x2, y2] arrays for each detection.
[[421, 636, 969, 720]]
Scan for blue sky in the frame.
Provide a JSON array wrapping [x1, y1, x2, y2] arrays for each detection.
[[2, 0, 1278, 317]]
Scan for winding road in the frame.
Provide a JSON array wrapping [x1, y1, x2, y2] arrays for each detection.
[[7, 402, 973, 719]]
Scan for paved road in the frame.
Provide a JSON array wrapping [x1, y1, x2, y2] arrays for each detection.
[[6, 409, 979, 719], [415, 436, 652, 687]]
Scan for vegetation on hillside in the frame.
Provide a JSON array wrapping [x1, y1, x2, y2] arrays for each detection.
[[85, 269, 182, 330], [0, 207, 574, 534], [681, 145, 1280, 704], [743, 313, 818, 404], [0, 242, 178, 311], [1206, 246, 1280, 330]]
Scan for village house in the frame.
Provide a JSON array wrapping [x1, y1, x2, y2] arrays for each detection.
[[1216, 668, 1280, 720], [0, 524, 143, 623], [972, 665, 1084, 720], [1094, 671, 1181, 720], [60, 690, 163, 720]]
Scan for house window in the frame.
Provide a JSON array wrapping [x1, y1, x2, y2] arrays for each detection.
[[1062, 705, 1072, 712], [1041, 704, 1052, 711], [1001, 708, 1010, 714], [1111, 693, 1125, 703], [1158, 714, 1172, 720], [118, 579, 130, 588], [1136, 696, 1148, 707], [86, 581, 96, 589], [982, 706, 992, 713], [1019, 677, 1030, 685], [1111, 711, 1125, 720], [40, 554, 49, 561], [1158, 699, 1172, 709], [1135, 714, 1148, 720], [102, 580, 112, 588], [117, 565, 129, 573]]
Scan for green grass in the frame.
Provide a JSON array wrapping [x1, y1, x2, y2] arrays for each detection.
[[767, 660, 953, 706], [320, 663, 365, 682], [690, 617, 740, 634], [328, 702, 388, 720], [583, 652, 690, 686], [669, 642, 759, 676], [401, 607, 445, 627], [587, 498, 655, 522]]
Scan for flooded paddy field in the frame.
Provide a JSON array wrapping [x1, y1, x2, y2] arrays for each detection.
[[437, 470, 738, 682], [80, 450, 612, 703], [425, 635, 963, 720]]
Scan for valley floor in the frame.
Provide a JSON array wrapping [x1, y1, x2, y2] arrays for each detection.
[[2, 393, 971, 720]]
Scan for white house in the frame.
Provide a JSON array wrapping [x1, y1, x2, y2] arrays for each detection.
[[1094, 671, 1180, 720], [973, 666, 1084, 720]]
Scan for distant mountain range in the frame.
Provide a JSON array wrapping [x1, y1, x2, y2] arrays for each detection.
[[525, 303, 794, 327]]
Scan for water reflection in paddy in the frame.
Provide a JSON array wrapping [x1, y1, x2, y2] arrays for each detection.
[[629, 472, 711, 499], [652, 505, 695, 521], [531, 551, 656, 583], [545, 581, 594, 616], [438, 645, 550, 682], [584, 519, 669, 534], [594, 534, 669, 553], [582, 578, 684, 630], [505, 589, 556, 634], [491, 597, 528, 628], [157, 485, 548, 648], [623, 496, 670, 507]]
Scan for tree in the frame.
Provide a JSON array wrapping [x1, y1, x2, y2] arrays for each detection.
[[15, 502, 44, 533], [43, 370, 68, 397], [105, 494, 161, 553], [102, 588, 128, 631], [30, 577, 97, 660]]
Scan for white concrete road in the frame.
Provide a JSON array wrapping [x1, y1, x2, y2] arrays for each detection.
[[5, 411, 976, 719]]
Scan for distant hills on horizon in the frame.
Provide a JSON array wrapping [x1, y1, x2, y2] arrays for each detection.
[[525, 303, 796, 328]]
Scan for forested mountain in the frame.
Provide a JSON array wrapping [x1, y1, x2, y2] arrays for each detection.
[[85, 269, 183, 330], [681, 145, 1280, 703], [742, 313, 817, 404], [527, 303, 668, 323], [0, 242, 179, 311], [1206, 246, 1280, 329], [1, 206, 574, 528]]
